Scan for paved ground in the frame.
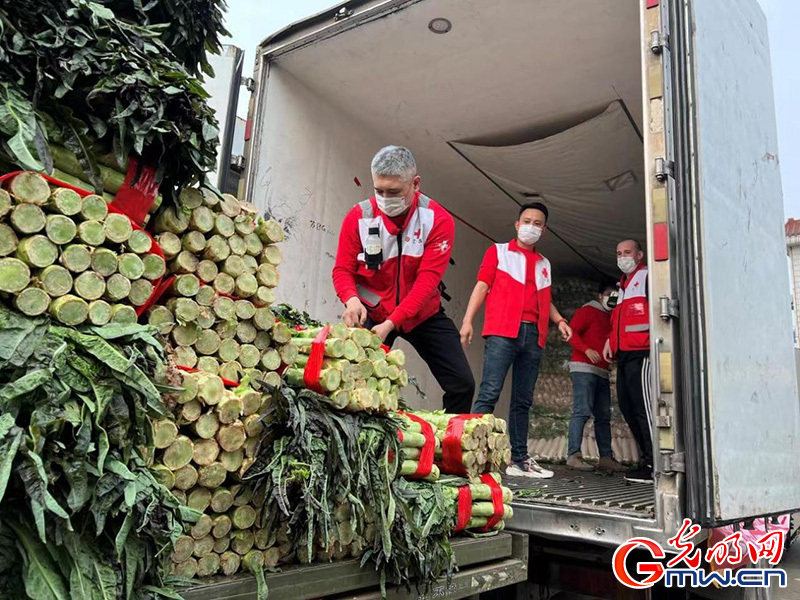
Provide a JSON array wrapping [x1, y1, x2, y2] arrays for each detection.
[[777, 541, 800, 599]]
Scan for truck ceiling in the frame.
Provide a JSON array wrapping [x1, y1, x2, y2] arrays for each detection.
[[255, 0, 645, 276]]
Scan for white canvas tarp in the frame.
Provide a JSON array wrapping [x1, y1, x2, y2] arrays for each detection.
[[452, 102, 646, 275]]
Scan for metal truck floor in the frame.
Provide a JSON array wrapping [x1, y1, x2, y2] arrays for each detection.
[[505, 465, 655, 518]]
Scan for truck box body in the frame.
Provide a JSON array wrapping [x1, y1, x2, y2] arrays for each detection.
[[243, 0, 800, 548]]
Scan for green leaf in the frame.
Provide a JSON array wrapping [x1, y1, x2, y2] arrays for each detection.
[[0, 429, 23, 502], [0, 84, 44, 171], [0, 368, 52, 409], [13, 524, 68, 600]]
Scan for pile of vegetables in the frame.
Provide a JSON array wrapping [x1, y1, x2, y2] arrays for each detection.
[[148, 189, 287, 383], [0, 307, 197, 599], [0, 0, 222, 203], [151, 371, 278, 580], [242, 385, 460, 595], [286, 324, 409, 413], [0, 172, 166, 326]]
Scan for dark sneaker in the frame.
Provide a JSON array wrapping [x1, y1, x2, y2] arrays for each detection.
[[625, 466, 653, 483]]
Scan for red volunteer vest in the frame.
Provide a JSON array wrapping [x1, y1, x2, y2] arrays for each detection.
[[482, 241, 552, 348], [610, 264, 650, 353]]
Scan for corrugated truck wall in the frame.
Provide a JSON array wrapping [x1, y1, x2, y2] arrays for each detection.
[[529, 278, 639, 465]]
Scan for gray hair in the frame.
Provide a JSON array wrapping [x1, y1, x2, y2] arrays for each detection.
[[371, 146, 417, 182]]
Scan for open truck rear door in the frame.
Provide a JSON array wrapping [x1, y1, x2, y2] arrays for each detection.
[[666, 0, 800, 526]]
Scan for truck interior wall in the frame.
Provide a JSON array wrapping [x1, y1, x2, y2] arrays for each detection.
[[248, 65, 491, 410]]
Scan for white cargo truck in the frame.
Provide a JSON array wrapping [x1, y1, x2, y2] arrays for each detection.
[[240, 0, 800, 596]]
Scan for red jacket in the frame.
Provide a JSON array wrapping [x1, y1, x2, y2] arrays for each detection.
[[569, 301, 612, 377], [610, 263, 650, 354], [477, 240, 552, 348], [332, 191, 454, 332]]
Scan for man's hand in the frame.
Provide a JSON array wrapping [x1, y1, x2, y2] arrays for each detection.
[[372, 320, 395, 343], [558, 320, 572, 342], [460, 322, 474, 348], [342, 297, 367, 327], [585, 349, 602, 364], [602, 339, 614, 363]]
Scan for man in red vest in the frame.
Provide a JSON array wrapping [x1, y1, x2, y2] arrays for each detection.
[[332, 146, 475, 413], [603, 239, 653, 483], [460, 203, 572, 479]]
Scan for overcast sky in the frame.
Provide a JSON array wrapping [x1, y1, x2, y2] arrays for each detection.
[[223, 0, 800, 219]]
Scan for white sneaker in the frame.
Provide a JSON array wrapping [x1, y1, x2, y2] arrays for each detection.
[[506, 458, 554, 479]]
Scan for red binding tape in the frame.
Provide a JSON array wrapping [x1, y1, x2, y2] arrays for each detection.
[[479, 473, 505, 532], [176, 365, 239, 388], [455, 485, 472, 532], [398, 412, 435, 479], [111, 158, 160, 227], [442, 414, 482, 476], [302, 325, 331, 394]]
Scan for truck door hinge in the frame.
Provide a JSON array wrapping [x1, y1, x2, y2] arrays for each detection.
[[242, 77, 256, 92], [655, 157, 674, 182], [660, 452, 685, 474], [650, 30, 669, 55], [659, 296, 679, 321], [334, 7, 354, 21]]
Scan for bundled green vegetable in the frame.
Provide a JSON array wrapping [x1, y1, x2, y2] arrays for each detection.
[[150, 190, 286, 382], [0, 172, 163, 325], [0, 308, 198, 599], [243, 385, 458, 595], [0, 0, 220, 204], [287, 327, 408, 413]]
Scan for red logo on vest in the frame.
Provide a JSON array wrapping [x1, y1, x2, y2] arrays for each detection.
[[542, 267, 548, 279]]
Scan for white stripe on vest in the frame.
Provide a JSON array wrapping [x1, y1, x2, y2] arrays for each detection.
[[356, 196, 435, 262], [496, 243, 551, 288], [618, 267, 648, 301]]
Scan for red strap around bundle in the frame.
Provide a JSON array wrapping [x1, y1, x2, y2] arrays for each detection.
[[302, 325, 331, 394], [441, 414, 482, 476], [455, 485, 472, 532], [398, 412, 435, 479], [176, 365, 239, 387], [111, 158, 160, 227], [479, 473, 505, 532]]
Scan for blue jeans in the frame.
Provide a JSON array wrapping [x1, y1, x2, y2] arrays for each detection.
[[473, 323, 542, 463], [567, 372, 613, 457]]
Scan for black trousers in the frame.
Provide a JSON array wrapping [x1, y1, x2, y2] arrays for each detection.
[[617, 351, 653, 467], [368, 308, 475, 413]]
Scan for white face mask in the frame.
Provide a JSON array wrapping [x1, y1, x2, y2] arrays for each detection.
[[601, 296, 613, 311], [376, 193, 411, 218], [617, 256, 637, 275], [517, 224, 542, 246]]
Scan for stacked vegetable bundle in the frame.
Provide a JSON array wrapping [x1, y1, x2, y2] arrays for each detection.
[[285, 323, 409, 413], [0, 308, 194, 599], [148, 188, 287, 383], [0, 172, 165, 326], [397, 413, 441, 482], [152, 370, 275, 579], [407, 412, 511, 479], [242, 386, 460, 594], [441, 474, 514, 533]]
